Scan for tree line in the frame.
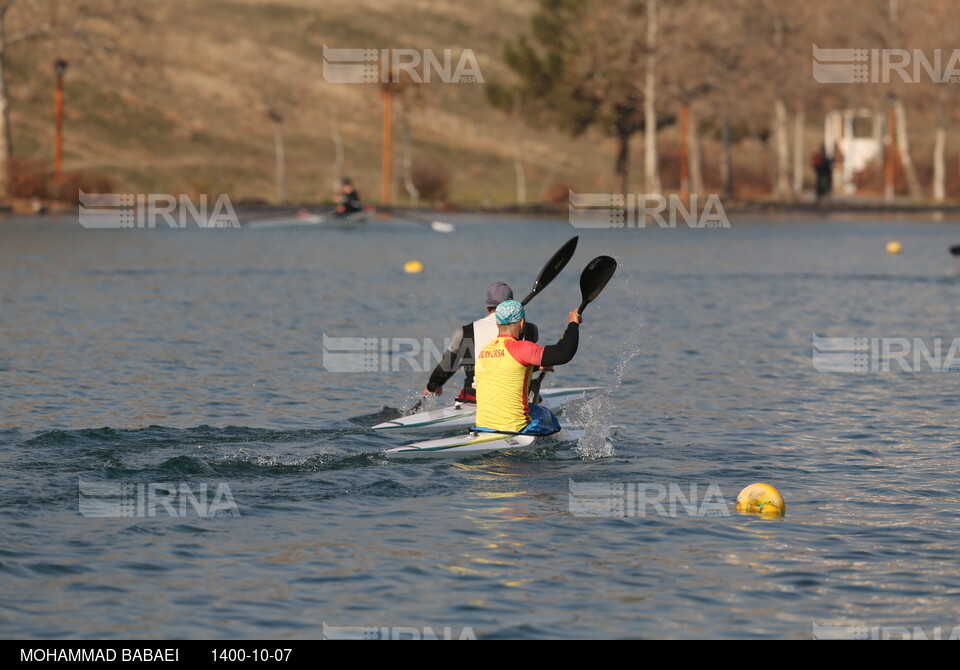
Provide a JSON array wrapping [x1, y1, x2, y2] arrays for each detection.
[[488, 0, 960, 203]]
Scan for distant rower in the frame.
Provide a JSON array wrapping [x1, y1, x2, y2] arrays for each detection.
[[334, 178, 362, 216]]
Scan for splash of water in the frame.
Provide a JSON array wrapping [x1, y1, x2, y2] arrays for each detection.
[[572, 308, 645, 460]]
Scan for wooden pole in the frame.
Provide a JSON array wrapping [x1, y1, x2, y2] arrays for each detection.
[[54, 69, 65, 184]]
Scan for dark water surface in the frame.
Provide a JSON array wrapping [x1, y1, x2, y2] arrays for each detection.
[[2, 214, 959, 639]]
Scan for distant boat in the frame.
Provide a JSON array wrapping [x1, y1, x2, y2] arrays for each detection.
[[245, 208, 370, 230]]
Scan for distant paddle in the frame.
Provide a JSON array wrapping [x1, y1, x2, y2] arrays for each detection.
[[378, 207, 455, 233], [951, 244, 960, 256], [577, 256, 618, 314], [520, 236, 579, 305]]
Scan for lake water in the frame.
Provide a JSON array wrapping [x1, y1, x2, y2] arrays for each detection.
[[2, 212, 960, 639]]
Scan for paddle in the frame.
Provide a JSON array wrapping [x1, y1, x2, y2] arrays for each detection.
[[951, 244, 960, 256], [377, 206, 455, 233], [528, 369, 549, 404], [526, 256, 615, 404], [577, 255, 618, 314], [349, 402, 419, 426], [520, 236, 579, 305]]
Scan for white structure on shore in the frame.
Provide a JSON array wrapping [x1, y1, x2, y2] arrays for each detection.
[[824, 109, 884, 195]]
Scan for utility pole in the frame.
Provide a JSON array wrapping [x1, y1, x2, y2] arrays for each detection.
[[54, 59, 68, 184]]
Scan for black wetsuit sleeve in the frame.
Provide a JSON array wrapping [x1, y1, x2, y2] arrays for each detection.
[[425, 327, 463, 392], [540, 322, 580, 367]]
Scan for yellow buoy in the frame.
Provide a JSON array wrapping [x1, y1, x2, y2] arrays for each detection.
[[404, 260, 424, 274], [735, 483, 786, 516], [886, 241, 903, 255]]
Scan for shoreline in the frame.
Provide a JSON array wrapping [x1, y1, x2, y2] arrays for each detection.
[[6, 197, 960, 223]]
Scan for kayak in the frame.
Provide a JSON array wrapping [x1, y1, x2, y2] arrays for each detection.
[[371, 386, 600, 435], [384, 427, 585, 459], [245, 210, 370, 230], [372, 386, 600, 435]]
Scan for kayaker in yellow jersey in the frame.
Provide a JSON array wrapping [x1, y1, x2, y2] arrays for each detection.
[[473, 299, 583, 435]]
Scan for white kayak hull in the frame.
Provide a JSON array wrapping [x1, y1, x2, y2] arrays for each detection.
[[371, 386, 600, 435], [384, 427, 584, 459], [245, 211, 370, 229]]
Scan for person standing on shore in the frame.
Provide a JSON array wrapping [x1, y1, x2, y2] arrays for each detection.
[[812, 144, 833, 204]]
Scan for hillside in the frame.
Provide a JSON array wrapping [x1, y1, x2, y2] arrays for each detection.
[[8, 0, 623, 206]]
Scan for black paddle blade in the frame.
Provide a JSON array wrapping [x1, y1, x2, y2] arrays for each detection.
[[350, 398, 423, 426], [349, 406, 402, 426], [520, 236, 579, 305], [577, 256, 618, 314], [951, 244, 960, 256]]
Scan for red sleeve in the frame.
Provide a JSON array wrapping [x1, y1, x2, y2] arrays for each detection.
[[504, 339, 544, 367]]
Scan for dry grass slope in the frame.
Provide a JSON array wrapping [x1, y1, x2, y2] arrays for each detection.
[[8, 0, 620, 205]]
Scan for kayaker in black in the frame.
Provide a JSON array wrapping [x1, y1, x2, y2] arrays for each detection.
[[334, 178, 362, 215], [423, 282, 538, 403]]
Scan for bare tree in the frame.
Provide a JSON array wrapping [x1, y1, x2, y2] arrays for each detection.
[[752, 0, 823, 201], [643, 0, 661, 193], [491, 0, 674, 196], [267, 109, 286, 205], [660, 1, 727, 197], [861, 0, 924, 199], [396, 94, 422, 206], [793, 107, 805, 196], [486, 55, 543, 204], [699, 1, 752, 199], [330, 112, 344, 194], [933, 87, 948, 202], [916, 1, 957, 202], [252, 55, 305, 205]]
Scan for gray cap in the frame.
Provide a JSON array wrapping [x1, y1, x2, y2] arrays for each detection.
[[485, 281, 513, 308]]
